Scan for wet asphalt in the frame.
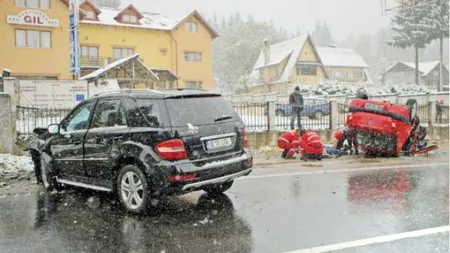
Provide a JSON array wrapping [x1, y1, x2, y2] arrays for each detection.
[[0, 156, 448, 253]]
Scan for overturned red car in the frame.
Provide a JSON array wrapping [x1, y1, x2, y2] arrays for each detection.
[[346, 98, 437, 156]]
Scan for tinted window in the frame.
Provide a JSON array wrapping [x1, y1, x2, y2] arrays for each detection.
[[90, 99, 127, 129], [165, 96, 239, 126], [64, 101, 95, 132], [132, 99, 167, 128]]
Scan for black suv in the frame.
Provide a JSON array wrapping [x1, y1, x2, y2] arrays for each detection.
[[28, 89, 253, 213]]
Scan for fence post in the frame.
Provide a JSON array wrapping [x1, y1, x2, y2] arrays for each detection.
[[330, 99, 338, 130], [429, 100, 436, 126], [3, 78, 18, 144], [267, 100, 276, 132], [395, 93, 400, 104], [0, 93, 14, 154]]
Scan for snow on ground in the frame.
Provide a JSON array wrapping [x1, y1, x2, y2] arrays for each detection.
[[0, 154, 34, 182], [299, 81, 431, 96]]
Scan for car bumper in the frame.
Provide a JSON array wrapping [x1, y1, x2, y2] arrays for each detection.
[[181, 168, 252, 191], [155, 150, 253, 194]]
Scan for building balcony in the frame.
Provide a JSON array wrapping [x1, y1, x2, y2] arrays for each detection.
[[80, 57, 114, 69]]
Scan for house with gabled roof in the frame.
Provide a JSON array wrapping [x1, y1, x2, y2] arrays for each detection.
[[0, 0, 218, 90], [382, 61, 449, 89], [249, 36, 370, 93]]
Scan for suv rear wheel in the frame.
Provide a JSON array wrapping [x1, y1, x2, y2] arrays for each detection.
[[117, 165, 149, 214], [204, 180, 234, 195], [276, 109, 285, 117]]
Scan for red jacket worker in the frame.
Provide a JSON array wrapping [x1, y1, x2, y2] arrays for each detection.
[[299, 129, 323, 161], [278, 130, 300, 158]]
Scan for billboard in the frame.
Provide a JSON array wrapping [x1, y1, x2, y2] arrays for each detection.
[[18, 80, 121, 108]]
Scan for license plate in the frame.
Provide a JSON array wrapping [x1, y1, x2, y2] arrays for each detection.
[[206, 137, 232, 150], [365, 103, 384, 112]]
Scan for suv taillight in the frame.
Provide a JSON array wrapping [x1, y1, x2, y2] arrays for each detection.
[[242, 129, 248, 147], [155, 139, 188, 160]]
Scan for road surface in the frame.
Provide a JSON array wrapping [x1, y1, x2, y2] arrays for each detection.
[[0, 155, 448, 253]]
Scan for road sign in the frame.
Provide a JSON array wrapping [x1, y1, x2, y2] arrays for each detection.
[[69, 0, 80, 75]]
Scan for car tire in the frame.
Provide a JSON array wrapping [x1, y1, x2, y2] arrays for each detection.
[[40, 155, 61, 192], [204, 180, 234, 195], [314, 111, 324, 120], [117, 165, 149, 214], [406, 99, 418, 121], [276, 110, 285, 117]]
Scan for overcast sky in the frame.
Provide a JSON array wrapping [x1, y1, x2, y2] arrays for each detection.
[[122, 0, 397, 41]]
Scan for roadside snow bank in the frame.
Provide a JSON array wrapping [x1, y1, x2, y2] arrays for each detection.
[[0, 154, 34, 182]]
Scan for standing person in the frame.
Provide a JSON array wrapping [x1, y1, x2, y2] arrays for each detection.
[[436, 99, 443, 124], [289, 86, 304, 130]]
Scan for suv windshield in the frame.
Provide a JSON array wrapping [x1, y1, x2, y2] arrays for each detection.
[[165, 96, 239, 126]]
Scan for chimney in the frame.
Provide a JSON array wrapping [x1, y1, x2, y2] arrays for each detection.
[[263, 39, 270, 65]]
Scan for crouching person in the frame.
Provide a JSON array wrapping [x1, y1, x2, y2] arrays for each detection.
[[278, 130, 299, 159], [299, 129, 323, 161], [334, 126, 358, 156]]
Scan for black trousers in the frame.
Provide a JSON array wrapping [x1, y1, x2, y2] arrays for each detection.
[[290, 107, 302, 130]]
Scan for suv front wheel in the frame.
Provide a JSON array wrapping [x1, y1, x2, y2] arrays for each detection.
[[203, 180, 234, 195], [117, 165, 149, 214]]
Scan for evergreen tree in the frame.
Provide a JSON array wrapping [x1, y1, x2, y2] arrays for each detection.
[[91, 0, 121, 8], [389, 0, 434, 85], [311, 21, 322, 46], [321, 21, 334, 46], [429, 0, 449, 91]]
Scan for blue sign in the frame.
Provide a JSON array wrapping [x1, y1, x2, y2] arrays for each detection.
[[69, 1, 80, 75], [75, 94, 85, 101]]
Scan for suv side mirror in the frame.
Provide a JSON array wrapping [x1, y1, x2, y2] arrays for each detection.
[[47, 124, 60, 135]]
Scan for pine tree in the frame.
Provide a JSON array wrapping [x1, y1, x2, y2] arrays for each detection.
[[389, 0, 434, 85], [429, 0, 449, 91], [92, 0, 121, 8], [311, 21, 322, 46], [321, 21, 334, 46]]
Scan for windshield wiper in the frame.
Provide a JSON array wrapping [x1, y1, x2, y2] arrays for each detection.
[[214, 115, 233, 122]]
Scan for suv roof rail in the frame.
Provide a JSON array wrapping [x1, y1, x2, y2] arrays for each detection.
[[165, 88, 209, 92], [92, 89, 164, 97]]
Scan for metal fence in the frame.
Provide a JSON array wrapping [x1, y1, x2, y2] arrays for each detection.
[[337, 102, 349, 127], [436, 105, 449, 124], [417, 104, 429, 123], [16, 106, 71, 136], [273, 102, 330, 130], [231, 102, 269, 131]]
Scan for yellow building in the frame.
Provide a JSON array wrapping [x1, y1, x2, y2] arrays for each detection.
[[0, 0, 72, 80], [0, 0, 218, 90], [249, 35, 369, 94], [77, 1, 217, 90]]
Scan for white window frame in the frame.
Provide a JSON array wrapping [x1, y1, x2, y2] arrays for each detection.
[[186, 22, 198, 33], [122, 15, 137, 23], [16, 0, 50, 9], [185, 81, 202, 89], [184, 52, 202, 62], [16, 29, 51, 49], [113, 47, 134, 59], [86, 11, 96, 19], [334, 71, 348, 79]]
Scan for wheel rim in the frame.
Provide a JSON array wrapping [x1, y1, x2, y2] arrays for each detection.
[[121, 171, 144, 210]]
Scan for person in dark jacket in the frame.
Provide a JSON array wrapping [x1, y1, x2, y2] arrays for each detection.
[[289, 86, 304, 130]]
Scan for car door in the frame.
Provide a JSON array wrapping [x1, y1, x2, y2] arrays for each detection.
[[51, 100, 96, 178], [84, 98, 128, 181]]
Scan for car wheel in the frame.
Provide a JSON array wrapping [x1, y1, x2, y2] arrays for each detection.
[[117, 165, 149, 214], [204, 180, 234, 195], [276, 110, 285, 117], [314, 111, 324, 120], [406, 99, 418, 121]]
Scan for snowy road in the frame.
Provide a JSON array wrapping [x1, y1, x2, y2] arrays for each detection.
[[0, 155, 448, 253]]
